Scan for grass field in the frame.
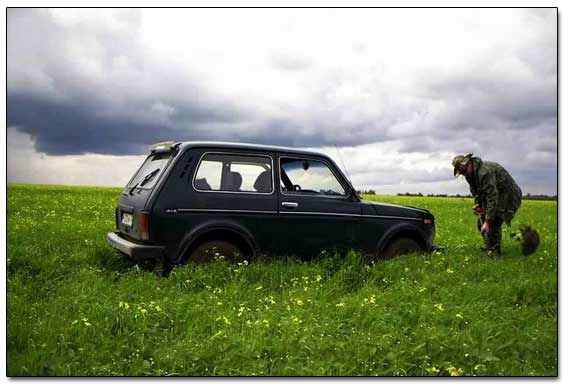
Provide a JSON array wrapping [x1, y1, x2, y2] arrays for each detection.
[[6, 183, 558, 376]]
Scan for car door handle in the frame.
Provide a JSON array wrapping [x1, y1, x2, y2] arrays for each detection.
[[281, 202, 299, 209]]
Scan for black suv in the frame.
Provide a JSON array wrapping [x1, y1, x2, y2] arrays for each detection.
[[106, 141, 435, 265]]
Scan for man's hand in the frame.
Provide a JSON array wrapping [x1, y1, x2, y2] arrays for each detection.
[[472, 204, 485, 216], [480, 221, 490, 234]]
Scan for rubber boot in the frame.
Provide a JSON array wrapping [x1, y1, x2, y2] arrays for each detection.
[[486, 245, 501, 258]]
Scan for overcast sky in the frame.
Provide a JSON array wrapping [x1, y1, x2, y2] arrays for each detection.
[[7, 8, 557, 195]]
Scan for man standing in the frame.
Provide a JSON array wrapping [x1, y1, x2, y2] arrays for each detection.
[[452, 153, 522, 257]]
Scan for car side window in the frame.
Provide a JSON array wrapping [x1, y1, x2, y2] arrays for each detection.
[[194, 153, 273, 193], [194, 160, 222, 190], [280, 157, 346, 196]]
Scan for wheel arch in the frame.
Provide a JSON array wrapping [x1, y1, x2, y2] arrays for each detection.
[[174, 220, 257, 264], [376, 223, 428, 255]]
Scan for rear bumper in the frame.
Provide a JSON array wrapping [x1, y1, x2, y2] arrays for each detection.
[[106, 232, 165, 259]]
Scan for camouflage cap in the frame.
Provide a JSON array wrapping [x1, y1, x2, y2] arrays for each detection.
[[452, 153, 473, 176]]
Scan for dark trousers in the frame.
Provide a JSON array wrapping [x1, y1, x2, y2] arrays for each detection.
[[477, 215, 504, 252]]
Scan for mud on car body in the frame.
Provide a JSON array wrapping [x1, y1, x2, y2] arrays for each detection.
[[106, 141, 436, 266]]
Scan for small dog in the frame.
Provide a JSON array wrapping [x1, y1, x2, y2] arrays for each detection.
[[510, 226, 540, 256]]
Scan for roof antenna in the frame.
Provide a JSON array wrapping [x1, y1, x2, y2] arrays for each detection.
[[335, 144, 353, 184]]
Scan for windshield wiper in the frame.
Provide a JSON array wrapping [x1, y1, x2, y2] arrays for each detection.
[[139, 168, 161, 187], [129, 168, 161, 195]]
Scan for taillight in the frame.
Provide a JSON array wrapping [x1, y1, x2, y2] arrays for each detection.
[[138, 211, 150, 240]]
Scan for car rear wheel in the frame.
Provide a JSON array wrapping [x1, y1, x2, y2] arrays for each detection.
[[380, 237, 422, 259], [187, 240, 244, 263]]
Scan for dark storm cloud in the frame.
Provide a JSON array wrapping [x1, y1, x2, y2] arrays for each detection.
[[240, 118, 391, 148], [8, 94, 171, 155], [7, 91, 252, 155], [424, 72, 556, 133]]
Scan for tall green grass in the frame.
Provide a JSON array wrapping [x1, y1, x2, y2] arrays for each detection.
[[7, 184, 557, 376]]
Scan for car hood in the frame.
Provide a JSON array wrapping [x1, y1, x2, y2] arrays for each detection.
[[361, 199, 434, 220]]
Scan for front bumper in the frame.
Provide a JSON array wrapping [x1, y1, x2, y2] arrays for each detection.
[[106, 232, 165, 259]]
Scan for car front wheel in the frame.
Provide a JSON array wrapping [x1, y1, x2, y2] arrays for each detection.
[[380, 237, 422, 259]]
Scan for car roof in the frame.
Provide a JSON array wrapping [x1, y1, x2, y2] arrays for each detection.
[[177, 141, 330, 158]]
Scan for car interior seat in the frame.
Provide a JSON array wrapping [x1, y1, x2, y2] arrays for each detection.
[[253, 170, 271, 193], [194, 178, 212, 190], [224, 171, 243, 191]]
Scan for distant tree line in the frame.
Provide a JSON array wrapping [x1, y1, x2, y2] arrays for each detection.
[[357, 191, 558, 201], [522, 193, 558, 201], [395, 192, 461, 197]]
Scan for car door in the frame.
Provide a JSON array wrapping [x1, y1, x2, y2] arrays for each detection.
[[275, 153, 361, 257], [166, 149, 278, 253]]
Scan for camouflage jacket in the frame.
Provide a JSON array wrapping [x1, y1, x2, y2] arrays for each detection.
[[465, 157, 522, 223]]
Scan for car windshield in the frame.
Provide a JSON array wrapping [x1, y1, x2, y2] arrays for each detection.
[[126, 153, 171, 189]]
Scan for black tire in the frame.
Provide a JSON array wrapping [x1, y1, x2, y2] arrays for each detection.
[[380, 237, 422, 259], [187, 240, 244, 263]]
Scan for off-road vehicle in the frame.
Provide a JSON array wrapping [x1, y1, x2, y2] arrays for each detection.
[[106, 141, 436, 266]]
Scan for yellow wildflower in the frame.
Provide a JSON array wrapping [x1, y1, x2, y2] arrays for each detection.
[[447, 366, 463, 376]]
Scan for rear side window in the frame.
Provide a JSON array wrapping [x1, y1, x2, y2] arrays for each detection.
[[195, 160, 223, 190], [194, 153, 273, 193], [127, 153, 171, 189]]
